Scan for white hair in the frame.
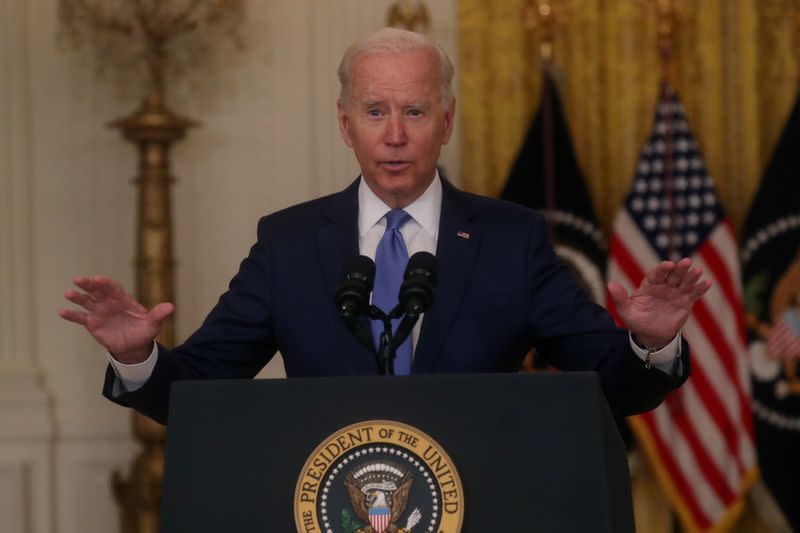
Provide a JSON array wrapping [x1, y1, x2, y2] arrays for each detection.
[[337, 27, 455, 110]]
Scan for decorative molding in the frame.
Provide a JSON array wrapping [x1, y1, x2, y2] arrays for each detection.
[[0, 0, 53, 441], [0, 2, 54, 530], [0, 0, 37, 372], [54, 439, 138, 533], [0, 443, 52, 533]]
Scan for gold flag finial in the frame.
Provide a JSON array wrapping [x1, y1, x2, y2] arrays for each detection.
[[656, 0, 677, 82], [523, 0, 558, 63], [386, 0, 431, 33], [794, 0, 800, 66]]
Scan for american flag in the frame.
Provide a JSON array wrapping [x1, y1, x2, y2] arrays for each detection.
[[606, 84, 757, 531]]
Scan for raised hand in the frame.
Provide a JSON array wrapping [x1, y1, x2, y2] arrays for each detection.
[[59, 276, 174, 364], [608, 258, 711, 349]]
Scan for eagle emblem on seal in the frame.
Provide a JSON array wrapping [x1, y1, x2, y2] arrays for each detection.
[[344, 461, 422, 533]]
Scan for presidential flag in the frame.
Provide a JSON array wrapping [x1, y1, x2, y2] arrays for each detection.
[[502, 72, 606, 304], [741, 94, 800, 530], [607, 83, 756, 532]]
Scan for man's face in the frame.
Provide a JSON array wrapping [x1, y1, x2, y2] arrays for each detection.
[[338, 49, 455, 208]]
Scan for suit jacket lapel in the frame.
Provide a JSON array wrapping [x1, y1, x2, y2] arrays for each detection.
[[413, 180, 480, 372], [317, 178, 377, 357]]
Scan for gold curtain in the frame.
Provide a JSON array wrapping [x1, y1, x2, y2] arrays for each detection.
[[457, 0, 799, 236]]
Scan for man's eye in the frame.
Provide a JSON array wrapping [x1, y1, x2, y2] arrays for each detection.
[[368, 109, 382, 117], [408, 109, 423, 117]]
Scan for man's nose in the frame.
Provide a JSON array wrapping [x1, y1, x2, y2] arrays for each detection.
[[383, 115, 407, 145]]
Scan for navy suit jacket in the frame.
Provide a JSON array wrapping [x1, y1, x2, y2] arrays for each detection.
[[104, 178, 689, 424]]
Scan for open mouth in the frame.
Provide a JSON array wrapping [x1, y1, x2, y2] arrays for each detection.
[[380, 161, 412, 172]]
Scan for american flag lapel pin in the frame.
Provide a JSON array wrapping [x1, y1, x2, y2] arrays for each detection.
[[457, 231, 470, 239]]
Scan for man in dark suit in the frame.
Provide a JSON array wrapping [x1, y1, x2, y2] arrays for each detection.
[[60, 28, 710, 425]]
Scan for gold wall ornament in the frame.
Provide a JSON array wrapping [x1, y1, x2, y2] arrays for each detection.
[[387, 0, 431, 33], [58, 2, 242, 532], [58, 0, 244, 95]]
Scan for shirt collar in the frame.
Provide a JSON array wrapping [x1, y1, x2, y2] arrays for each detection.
[[357, 171, 442, 239]]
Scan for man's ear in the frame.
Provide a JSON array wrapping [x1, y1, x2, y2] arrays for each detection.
[[337, 99, 354, 148], [441, 97, 456, 146]]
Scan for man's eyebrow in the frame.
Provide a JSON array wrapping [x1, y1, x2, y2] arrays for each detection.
[[359, 99, 385, 108]]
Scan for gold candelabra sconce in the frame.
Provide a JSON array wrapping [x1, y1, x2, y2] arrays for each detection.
[[59, 0, 244, 96], [58, 2, 244, 532]]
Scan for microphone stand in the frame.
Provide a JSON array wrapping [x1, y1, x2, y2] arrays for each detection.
[[368, 305, 420, 376]]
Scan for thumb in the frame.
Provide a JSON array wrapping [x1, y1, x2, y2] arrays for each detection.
[[149, 302, 175, 324], [607, 281, 629, 310]]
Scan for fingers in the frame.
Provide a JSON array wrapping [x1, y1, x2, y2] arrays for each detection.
[[664, 258, 692, 287], [607, 281, 629, 310], [678, 267, 703, 292], [646, 258, 711, 298], [93, 276, 126, 299], [646, 261, 676, 285], [690, 279, 712, 300], [73, 275, 125, 300], [73, 276, 105, 300], [64, 289, 95, 311], [58, 308, 88, 326], [149, 302, 175, 324]]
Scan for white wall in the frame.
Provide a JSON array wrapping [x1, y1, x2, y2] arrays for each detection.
[[0, 1, 460, 532]]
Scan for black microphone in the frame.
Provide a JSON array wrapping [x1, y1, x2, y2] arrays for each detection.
[[335, 255, 375, 318], [398, 251, 438, 318]]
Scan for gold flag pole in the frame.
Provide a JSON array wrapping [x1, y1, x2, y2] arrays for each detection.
[[795, 0, 800, 67], [654, 0, 681, 268], [523, 0, 558, 227], [520, 0, 559, 374], [523, 0, 557, 67], [656, 0, 677, 88]]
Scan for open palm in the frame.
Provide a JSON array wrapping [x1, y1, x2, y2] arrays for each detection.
[[608, 258, 711, 349], [59, 276, 173, 363]]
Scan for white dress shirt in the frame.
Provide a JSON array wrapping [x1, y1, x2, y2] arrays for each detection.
[[109, 173, 681, 392]]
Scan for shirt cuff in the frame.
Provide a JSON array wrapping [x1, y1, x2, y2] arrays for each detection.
[[629, 332, 682, 375], [106, 342, 158, 393]]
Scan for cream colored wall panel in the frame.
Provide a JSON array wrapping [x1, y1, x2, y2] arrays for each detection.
[[0, 443, 52, 533], [55, 440, 138, 533], [170, 2, 317, 342], [0, 0, 50, 396], [27, 0, 137, 441], [0, 462, 26, 533], [0, 0, 36, 375], [1, 2, 54, 531]]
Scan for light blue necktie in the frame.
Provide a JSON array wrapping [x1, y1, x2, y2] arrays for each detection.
[[371, 209, 413, 375]]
